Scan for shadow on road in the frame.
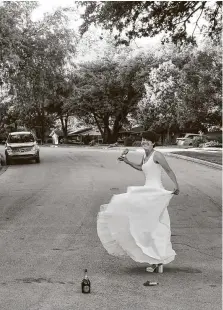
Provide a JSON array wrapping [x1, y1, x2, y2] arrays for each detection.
[[122, 266, 202, 275]]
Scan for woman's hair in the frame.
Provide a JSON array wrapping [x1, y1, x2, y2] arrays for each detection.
[[141, 131, 159, 143]]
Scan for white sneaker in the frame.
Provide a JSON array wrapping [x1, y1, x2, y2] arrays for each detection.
[[146, 264, 164, 273], [146, 264, 157, 272]]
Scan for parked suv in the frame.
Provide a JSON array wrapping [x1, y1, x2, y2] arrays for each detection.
[[5, 131, 40, 165]]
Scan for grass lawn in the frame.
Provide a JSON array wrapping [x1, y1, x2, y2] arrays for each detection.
[[172, 151, 222, 165]]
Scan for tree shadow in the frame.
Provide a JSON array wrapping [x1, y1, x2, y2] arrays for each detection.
[[9, 159, 36, 165], [122, 265, 202, 275]]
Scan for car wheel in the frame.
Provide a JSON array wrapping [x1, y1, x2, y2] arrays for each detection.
[[5, 155, 11, 165], [36, 156, 40, 163], [0, 155, 5, 166]]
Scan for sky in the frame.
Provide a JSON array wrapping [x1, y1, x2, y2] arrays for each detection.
[[32, 0, 77, 21], [34, 1, 81, 21]]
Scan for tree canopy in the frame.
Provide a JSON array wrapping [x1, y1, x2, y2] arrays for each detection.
[[72, 54, 149, 143], [79, 1, 222, 45], [0, 2, 78, 141], [0, 2, 221, 145], [136, 43, 222, 137]]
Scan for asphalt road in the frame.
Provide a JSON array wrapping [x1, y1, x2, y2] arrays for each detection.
[[0, 146, 221, 310]]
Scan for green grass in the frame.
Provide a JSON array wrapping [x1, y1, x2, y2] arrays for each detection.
[[172, 151, 222, 165]]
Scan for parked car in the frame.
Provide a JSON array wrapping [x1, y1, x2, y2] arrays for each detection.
[[176, 133, 207, 146], [5, 131, 40, 165]]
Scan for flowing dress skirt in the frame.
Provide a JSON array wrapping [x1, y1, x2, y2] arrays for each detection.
[[97, 186, 176, 264]]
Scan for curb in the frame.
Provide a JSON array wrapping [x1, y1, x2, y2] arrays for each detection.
[[166, 152, 222, 170]]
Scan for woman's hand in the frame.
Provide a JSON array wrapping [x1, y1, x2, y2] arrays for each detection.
[[172, 188, 180, 195], [118, 156, 128, 163]]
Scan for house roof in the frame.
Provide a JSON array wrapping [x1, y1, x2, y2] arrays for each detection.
[[9, 131, 32, 135], [68, 127, 93, 136], [119, 126, 144, 134], [80, 130, 101, 136]]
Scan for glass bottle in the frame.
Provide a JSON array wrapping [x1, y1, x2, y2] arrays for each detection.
[[81, 269, 91, 293]]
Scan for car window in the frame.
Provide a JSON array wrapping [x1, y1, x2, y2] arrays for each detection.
[[8, 134, 35, 143], [186, 135, 198, 139]]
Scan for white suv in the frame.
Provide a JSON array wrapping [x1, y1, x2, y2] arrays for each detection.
[[5, 131, 40, 165]]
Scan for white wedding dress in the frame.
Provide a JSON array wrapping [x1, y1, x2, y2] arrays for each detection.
[[97, 151, 176, 264]]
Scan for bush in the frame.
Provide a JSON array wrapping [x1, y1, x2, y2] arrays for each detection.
[[215, 136, 222, 143], [201, 140, 222, 148], [192, 136, 208, 147], [46, 138, 53, 143], [124, 137, 134, 146]]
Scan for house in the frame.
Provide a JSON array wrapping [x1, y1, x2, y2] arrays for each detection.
[[47, 127, 102, 144], [69, 127, 102, 144], [118, 126, 164, 145]]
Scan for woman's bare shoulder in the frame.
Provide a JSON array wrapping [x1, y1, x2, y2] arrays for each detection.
[[154, 150, 164, 156], [153, 150, 172, 171], [153, 150, 164, 164]]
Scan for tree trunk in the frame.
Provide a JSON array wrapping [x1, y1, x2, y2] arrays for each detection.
[[103, 125, 112, 143], [110, 117, 122, 143], [60, 116, 68, 143], [92, 112, 103, 136], [40, 108, 45, 144], [101, 114, 111, 144], [166, 127, 170, 145], [109, 109, 129, 144]]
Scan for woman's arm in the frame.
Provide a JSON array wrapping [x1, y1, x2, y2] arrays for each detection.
[[155, 152, 180, 193], [125, 157, 143, 171], [119, 155, 144, 171]]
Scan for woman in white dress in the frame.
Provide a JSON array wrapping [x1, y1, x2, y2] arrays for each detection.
[[97, 131, 180, 273]]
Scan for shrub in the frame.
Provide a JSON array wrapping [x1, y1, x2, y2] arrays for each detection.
[[202, 140, 222, 148], [46, 138, 53, 143], [124, 137, 133, 146], [192, 136, 208, 147], [215, 135, 222, 143]]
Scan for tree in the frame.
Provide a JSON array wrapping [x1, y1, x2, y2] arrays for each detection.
[[0, 1, 38, 68], [0, 2, 39, 135], [79, 1, 222, 45], [136, 43, 222, 136], [176, 46, 222, 130], [72, 53, 151, 143], [46, 72, 77, 142], [137, 60, 182, 142], [5, 6, 78, 141]]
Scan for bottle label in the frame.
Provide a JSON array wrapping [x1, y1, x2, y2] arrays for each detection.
[[83, 285, 90, 293]]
